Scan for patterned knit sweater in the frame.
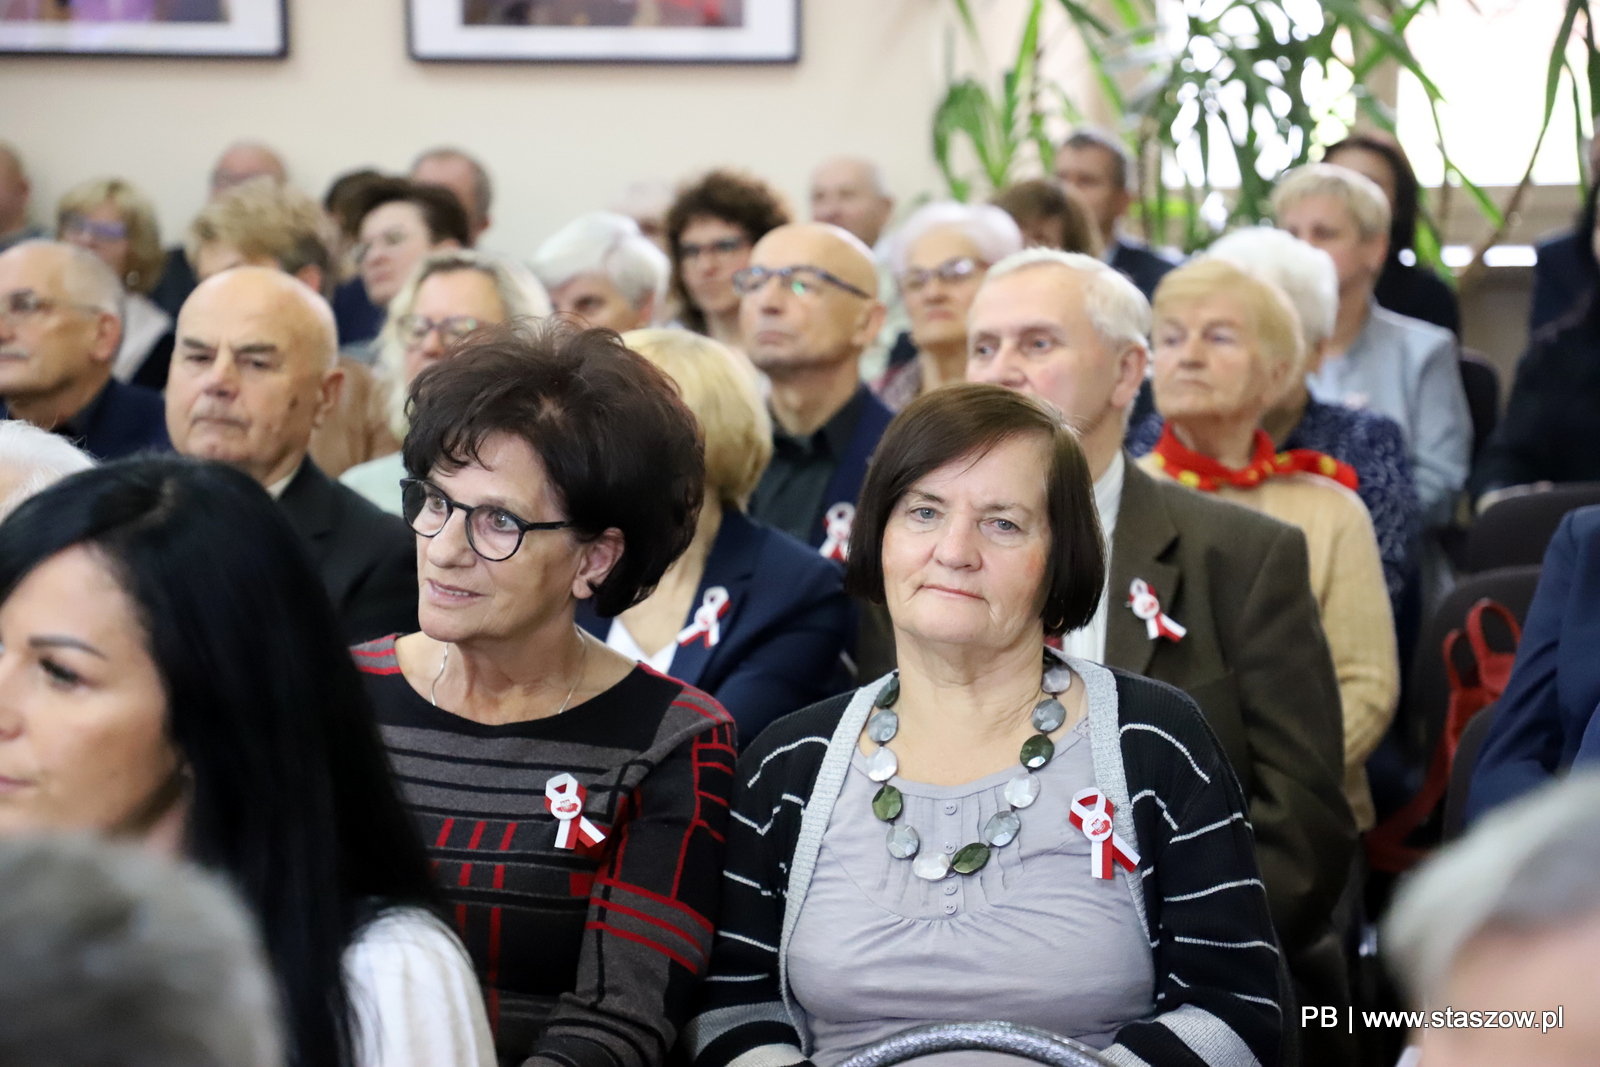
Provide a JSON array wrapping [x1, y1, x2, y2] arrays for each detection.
[[355, 636, 738, 1067], [684, 659, 1284, 1067]]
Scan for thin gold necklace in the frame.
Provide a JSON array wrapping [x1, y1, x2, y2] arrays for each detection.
[[429, 628, 591, 714]]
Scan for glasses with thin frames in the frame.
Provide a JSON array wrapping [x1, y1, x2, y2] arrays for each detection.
[[731, 264, 872, 300], [61, 215, 129, 244], [901, 256, 985, 294], [0, 290, 104, 324], [396, 315, 483, 349], [400, 479, 573, 562]]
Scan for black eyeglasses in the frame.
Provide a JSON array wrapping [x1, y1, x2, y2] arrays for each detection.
[[731, 264, 872, 300], [400, 479, 573, 562], [901, 256, 985, 294]]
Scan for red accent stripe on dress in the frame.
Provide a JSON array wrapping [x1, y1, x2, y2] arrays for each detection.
[[593, 875, 714, 932], [467, 820, 487, 850], [435, 818, 456, 848], [585, 920, 700, 972], [591, 897, 708, 954]]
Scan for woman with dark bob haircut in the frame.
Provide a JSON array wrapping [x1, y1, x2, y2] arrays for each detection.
[[689, 383, 1284, 1067], [353, 320, 737, 1067], [666, 168, 791, 347], [0, 457, 495, 1067]]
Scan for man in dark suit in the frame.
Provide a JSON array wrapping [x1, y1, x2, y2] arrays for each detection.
[[1054, 130, 1177, 298], [969, 248, 1357, 1050], [166, 266, 416, 644], [0, 241, 169, 460]]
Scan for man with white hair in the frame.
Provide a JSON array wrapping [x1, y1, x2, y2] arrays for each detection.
[[532, 212, 667, 332], [1126, 227, 1421, 620], [411, 146, 493, 245], [1274, 163, 1471, 530], [967, 247, 1356, 1034], [166, 266, 416, 643], [809, 157, 895, 250], [0, 241, 170, 460], [0, 420, 93, 520], [1386, 773, 1600, 1065]]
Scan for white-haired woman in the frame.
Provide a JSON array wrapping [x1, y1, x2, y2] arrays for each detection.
[[0, 420, 94, 520], [340, 249, 549, 515], [532, 212, 669, 333], [874, 201, 1024, 412]]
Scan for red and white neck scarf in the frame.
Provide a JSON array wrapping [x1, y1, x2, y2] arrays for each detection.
[[1149, 424, 1359, 494]]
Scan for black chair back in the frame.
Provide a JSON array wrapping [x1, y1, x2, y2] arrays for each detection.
[[1461, 484, 1600, 573], [1459, 350, 1500, 461], [1442, 703, 1498, 842]]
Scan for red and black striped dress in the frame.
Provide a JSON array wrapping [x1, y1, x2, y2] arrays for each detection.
[[354, 635, 737, 1067]]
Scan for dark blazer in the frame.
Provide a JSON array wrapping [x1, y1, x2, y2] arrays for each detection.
[[1529, 231, 1596, 333], [277, 459, 417, 645], [806, 388, 894, 551], [1467, 506, 1600, 822], [580, 508, 853, 746], [1109, 237, 1177, 299], [2, 377, 171, 461], [1106, 458, 1355, 955]]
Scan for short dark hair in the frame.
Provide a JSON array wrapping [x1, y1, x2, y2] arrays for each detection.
[[845, 383, 1105, 636], [354, 177, 472, 248], [1062, 129, 1132, 192], [403, 320, 704, 616], [666, 169, 791, 334], [991, 178, 1100, 255], [1325, 133, 1420, 256], [0, 458, 441, 1067], [323, 167, 389, 240]]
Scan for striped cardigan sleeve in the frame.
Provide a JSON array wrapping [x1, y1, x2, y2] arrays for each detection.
[[1103, 673, 1285, 1067], [529, 703, 739, 1067], [685, 701, 843, 1067]]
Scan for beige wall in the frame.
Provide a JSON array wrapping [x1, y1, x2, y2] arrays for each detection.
[[0, 0, 953, 259]]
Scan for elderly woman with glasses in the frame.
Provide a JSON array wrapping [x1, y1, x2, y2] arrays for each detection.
[[1142, 257, 1398, 832], [340, 249, 549, 515], [55, 177, 172, 387], [689, 383, 1283, 1067], [873, 202, 1024, 412], [353, 320, 736, 1067]]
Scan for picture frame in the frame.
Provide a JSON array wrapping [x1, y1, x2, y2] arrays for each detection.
[[407, 0, 799, 65], [0, 0, 287, 59]]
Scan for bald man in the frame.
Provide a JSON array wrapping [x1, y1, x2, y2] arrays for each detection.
[[211, 142, 288, 197], [809, 157, 894, 249], [742, 223, 889, 558], [168, 267, 416, 642], [0, 241, 169, 460]]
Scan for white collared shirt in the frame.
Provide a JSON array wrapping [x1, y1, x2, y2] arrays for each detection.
[[1059, 450, 1125, 664]]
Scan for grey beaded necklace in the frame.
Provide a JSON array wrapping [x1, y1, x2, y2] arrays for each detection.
[[866, 655, 1075, 881]]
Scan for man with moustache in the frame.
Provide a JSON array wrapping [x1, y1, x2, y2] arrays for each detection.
[[741, 223, 889, 560], [166, 267, 416, 643], [966, 247, 1356, 1063]]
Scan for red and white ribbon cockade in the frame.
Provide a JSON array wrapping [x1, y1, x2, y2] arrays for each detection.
[[676, 586, 731, 648], [819, 502, 855, 562], [1128, 578, 1186, 643], [1069, 788, 1141, 879], [544, 773, 607, 850]]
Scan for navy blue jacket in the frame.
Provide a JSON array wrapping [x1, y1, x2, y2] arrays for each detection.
[[1467, 506, 1600, 822], [3, 377, 170, 461], [1529, 231, 1596, 333], [580, 508, 853, 747], [1110, 238, 1177, 299]]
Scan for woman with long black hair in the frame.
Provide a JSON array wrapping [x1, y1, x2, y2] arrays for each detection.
[[0, 456, 495, 1067]]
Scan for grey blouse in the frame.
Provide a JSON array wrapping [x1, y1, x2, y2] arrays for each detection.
[[786, 715, 1156, 1066]]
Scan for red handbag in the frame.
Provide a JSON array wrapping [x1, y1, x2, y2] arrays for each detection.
[[1366, 599, 1521, 873]]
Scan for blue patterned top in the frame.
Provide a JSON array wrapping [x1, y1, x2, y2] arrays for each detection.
[[1126, 400, 1419, 613]]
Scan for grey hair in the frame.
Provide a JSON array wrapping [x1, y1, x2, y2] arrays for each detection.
[[0, 835, 282, 1067], [531, 212, 670, 309], [376, 248, 551, 438], [412, 146, 493, 220], [1386, 772, 1600, 1009], [1061, 129, 1134, 192], [982, 246, 1152, 356], [886, 201, 1025, 277], [12, 240, 123, 317], [0, 420, 94, 519], [1207, 226, 1339, 354], [1272, 162, 1392, 243], [812, 156, 891, 199]]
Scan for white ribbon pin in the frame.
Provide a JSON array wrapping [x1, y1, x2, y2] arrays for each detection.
[[1069, 787, 1140, 879], [676, 586, 731, 648], [1128, 578, 1186, 643], [818, 502, 854, 562], [544, 773, 607, 850]]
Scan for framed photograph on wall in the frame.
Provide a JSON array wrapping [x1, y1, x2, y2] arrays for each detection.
[[0, 0, 287, 58], [408, 0, 799, 64]]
